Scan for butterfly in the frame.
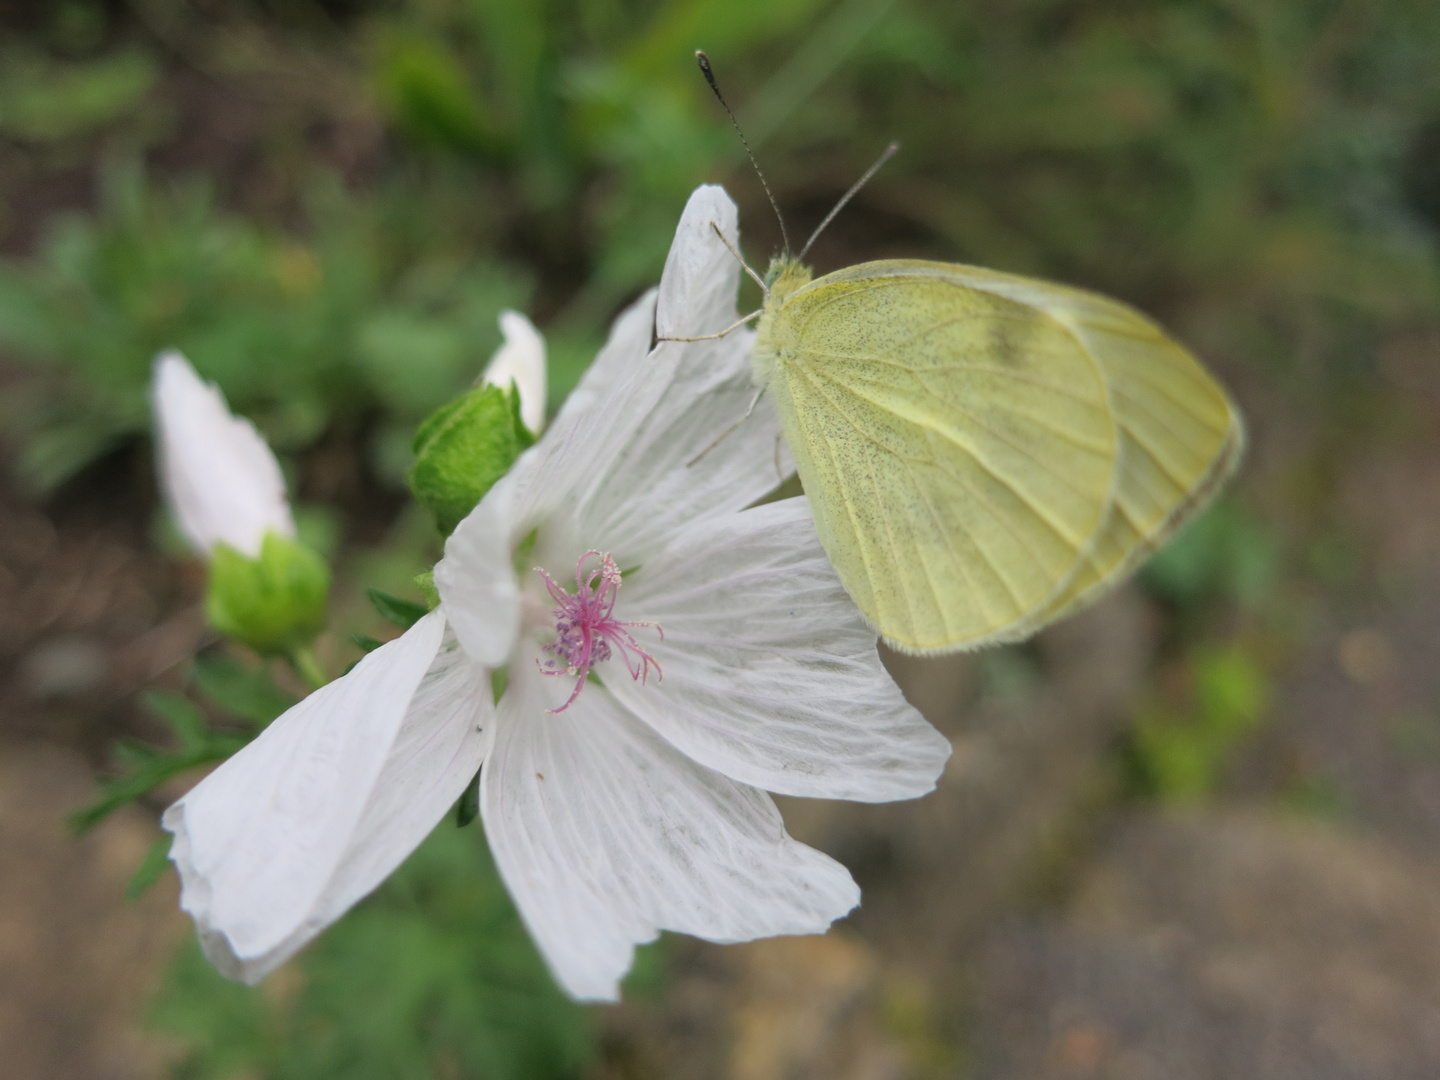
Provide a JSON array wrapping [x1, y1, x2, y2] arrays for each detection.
[[694, 53, 1243, 655]]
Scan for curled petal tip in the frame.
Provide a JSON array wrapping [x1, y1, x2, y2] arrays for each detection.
[[484, 310, 548, 435], [150, 350, 294, 558]]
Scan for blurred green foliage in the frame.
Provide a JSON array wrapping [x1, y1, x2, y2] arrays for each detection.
[[3, 0, 1438, 493], [0, 166, 529, 490], [154, 824, 593, 1080], [1143, 500, 1280, 616], [1128, 644, 1272, 801]]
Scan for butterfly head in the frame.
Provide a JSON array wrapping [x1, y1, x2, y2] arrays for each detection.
[[764, 256, 813, 305]]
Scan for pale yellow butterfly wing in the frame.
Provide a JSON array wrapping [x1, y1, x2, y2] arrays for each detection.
[[756, 264, 1119, 653], [973, 271, 1244, 629], [757, 259, 1242, 654]]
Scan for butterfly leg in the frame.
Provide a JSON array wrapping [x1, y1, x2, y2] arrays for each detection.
[[710, 221, 770, 294], [687, 387, 767, 467], [657, 308, 763, 343]]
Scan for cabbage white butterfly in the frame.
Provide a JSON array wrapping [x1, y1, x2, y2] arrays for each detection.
[[690, 52, 1242, 654]]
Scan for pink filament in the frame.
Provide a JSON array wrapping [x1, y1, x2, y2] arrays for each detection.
[[535, 550, 662, 713]]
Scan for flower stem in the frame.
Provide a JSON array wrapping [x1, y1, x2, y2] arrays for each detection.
[[290, 645, 328, 691]]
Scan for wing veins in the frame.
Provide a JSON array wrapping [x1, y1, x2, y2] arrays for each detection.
[[794, 366, 1054, 616], [798, 352, 1101, 406], [811, 368, 1103, 547]]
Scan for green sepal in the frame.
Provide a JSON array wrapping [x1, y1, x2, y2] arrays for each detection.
[[456, 767, 481, 827], [351, 633, 384, 653], [368, 588, 429, 629], [414, 570, 440, 609], [408, 382, 531, 536], [205, 532, 331, 657]]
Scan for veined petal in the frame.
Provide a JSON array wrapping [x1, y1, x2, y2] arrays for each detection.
[[552, 289, 657, 424], [483, 654, 859, 1001], [165, 611, 489, 982], [482, 309, 548, 435], [610, 498, 951, 801], [462, 186, 793, 578], [655, 184, 743, 341], [151, 350, 295, 558], [435, 478, 521, 667]]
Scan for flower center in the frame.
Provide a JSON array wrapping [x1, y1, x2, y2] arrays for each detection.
[[534, 551, 662, 713]]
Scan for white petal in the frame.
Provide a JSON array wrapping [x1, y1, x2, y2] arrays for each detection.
[[165, 611, 490, 982], [435, 477, 521, 667], [478, 187, 788, 571], [482, 655, 859, 1002], [150, 350, 295, 558], [482, 309, 548, 435], [609, 497, 951, 801], [553, 289, 657, 423], [441, 186, 788, 652], [655, 184, 743, 340]]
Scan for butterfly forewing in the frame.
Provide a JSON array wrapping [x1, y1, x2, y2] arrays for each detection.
[[759, 266, 1118, 653], [759, 258, 1243, 653]]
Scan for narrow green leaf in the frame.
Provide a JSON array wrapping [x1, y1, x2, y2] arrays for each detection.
[[367, 588, 429, 629], [126, 832, 174, 901], [456, 767, 481, 827], [143, 690, 208, 749], [192, 653, 297, 726]]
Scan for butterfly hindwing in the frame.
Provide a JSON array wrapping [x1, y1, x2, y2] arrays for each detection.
[[757, 259, 1242, 654]]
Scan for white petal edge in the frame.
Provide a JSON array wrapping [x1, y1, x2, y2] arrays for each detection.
[[165, 611, 489, 982], [497, 186, 790, 568], [656, 184, 743, 340], [482, 654, 860, 1001], [482, 309, 548, 435], [608, 497, 952, 802], [150, 350, 295, 558], [553, 289, 657, 424], [435, 477, 521, 667]]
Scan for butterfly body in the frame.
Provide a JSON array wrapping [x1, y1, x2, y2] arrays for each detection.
[[753, 255, 1243, 655]]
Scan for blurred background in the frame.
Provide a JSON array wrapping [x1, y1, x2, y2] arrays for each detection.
[[2, 0, 1440, 1077]]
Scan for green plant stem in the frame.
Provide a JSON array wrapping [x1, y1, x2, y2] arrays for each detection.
[[290, 645, 328, 690]]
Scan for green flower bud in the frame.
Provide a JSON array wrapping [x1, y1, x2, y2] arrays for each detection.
[[205, 532, 331, 656], [408, 382, 533, 536]]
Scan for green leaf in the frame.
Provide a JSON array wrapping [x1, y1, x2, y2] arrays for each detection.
[[143, 690, 208, 749], [456, 768, 481, 827], [350, 634, 384, 654], [69, 730, 247, 834], [366, 589, 429, 630], [376, 34, 500, 157], [206, 533, 331, 657], [192, 653, 297, 726], [126, 833, 174, 902]]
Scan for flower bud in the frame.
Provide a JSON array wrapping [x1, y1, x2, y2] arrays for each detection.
[[151, 351, 295, 559], [482, 310, 547, 435], [407, 382, 532, 536], [205, 532, 331, 656]]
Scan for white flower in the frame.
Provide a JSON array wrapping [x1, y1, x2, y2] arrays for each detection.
[[163, 186, 951, 1002], [151, 351, 295, 558], [481, 309, 548, 435]]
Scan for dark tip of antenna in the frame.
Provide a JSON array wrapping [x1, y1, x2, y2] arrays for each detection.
[[692, 49, 792, 254]]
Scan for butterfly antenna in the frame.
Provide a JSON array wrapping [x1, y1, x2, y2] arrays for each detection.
[[798, 141, 900, 262], [696, 50, 792, 256]]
